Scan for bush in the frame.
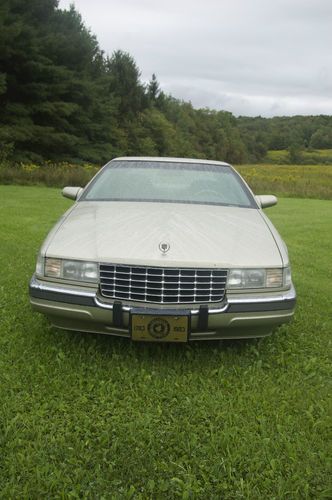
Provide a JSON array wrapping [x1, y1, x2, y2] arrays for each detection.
[[265, 149, 332, 165], [0, 162, 99, 187], [0, 141, 15, 166]]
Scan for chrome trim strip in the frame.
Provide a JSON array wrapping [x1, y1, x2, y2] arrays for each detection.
[[94, 296, 229, 315], [95, 296, 131, 312], [190, 303, 229, 315], [95, 286, 295, 314], [227, 285, 296, 304], [207, 303, 229, 314], [30, 275, 96, 298]]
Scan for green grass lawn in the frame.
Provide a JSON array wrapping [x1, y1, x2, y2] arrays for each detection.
[[0, 186, 331, 498]]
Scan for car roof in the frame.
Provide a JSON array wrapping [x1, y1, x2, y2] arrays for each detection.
[[111, 156, 231, 167]]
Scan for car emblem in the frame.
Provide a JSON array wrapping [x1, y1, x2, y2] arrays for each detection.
[[159, 242, 170, 254]]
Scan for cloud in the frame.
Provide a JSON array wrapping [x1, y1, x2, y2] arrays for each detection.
[[59, 0, 332, 116]]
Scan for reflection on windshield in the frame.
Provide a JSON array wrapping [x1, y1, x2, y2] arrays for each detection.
[[83, 161, 255, 208]]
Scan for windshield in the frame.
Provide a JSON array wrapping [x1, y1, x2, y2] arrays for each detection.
[[82, 160, 255, 208]]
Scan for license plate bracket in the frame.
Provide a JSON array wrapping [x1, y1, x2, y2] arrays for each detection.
[[130, 309, 190, 342]]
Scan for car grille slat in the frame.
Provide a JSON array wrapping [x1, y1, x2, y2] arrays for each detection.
[[99, 264, 228, 304]]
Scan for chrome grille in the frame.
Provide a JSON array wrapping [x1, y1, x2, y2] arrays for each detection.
[[99, 264, 228, 304]]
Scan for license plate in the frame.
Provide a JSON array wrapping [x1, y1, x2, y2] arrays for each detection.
[[131, 314, 189, 342]]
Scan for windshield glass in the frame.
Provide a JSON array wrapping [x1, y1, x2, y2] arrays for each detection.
[[82, 160, 255, 208]]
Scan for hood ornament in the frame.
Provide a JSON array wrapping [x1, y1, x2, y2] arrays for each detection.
[[159, 242, 170, 254]]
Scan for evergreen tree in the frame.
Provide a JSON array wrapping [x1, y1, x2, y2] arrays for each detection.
[[148, 74, 160, 103], [107, 50, 146, 118], [0, 0, 116, 161]]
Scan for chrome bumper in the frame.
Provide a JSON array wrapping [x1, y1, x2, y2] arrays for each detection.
[[30, 275, 296, 338], [29, 274, 296, 315]]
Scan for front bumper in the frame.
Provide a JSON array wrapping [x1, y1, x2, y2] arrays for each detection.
[[29, 275, 296, 340]]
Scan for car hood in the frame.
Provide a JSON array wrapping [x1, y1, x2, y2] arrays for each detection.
[[45, 201, 283, 268]]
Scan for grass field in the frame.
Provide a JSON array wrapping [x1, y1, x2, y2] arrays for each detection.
[[0, 186, 331, 498], [237, 164, 332, 200]]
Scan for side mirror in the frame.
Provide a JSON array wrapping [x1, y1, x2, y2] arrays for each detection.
[[255, 195, 278, 208], [62, 186, 83, 201]]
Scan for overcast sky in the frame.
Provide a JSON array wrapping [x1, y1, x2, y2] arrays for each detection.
[[59, 0, 332, 117]]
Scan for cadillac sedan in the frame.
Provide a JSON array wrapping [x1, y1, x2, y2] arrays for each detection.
[[29, 157, 296, 342]]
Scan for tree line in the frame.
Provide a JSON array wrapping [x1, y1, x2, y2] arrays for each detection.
[[1, 0, 331, 165]]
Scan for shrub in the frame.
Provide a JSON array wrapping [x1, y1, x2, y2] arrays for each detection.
[[0, 162, 99, 187]]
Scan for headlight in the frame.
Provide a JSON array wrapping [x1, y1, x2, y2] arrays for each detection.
[[44, 258, 98, 283], [227, 267, 290, 289]]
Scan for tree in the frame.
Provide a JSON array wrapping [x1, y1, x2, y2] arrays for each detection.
[[148, 73, 160, 103], [287, 144, 304, 164], [310, 126, 332, 149], [107, 50, 146, 118]]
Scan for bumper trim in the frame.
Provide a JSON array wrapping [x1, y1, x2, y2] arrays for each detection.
[[29, 275, 96, 307], [30, 275, 296, 315], [227, 300, 296, 312], [227, 286, 296, 312], [94, 295, 229, 315]]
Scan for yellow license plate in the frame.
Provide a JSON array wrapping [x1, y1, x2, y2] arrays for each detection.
[[131, 314, 189, 342]]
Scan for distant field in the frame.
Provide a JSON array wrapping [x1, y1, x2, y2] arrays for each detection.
[[0, 161, 99, 188], [266, 149, 332, 164], [237, 164, 332, 200], [0, 161, 331, 200], [0, 186, 331, 498]]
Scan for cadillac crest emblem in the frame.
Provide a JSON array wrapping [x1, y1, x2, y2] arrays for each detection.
[[159, 242, 170, 254]]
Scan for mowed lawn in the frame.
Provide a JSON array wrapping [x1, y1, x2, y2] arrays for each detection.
[[0, 186, 331, 498]]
